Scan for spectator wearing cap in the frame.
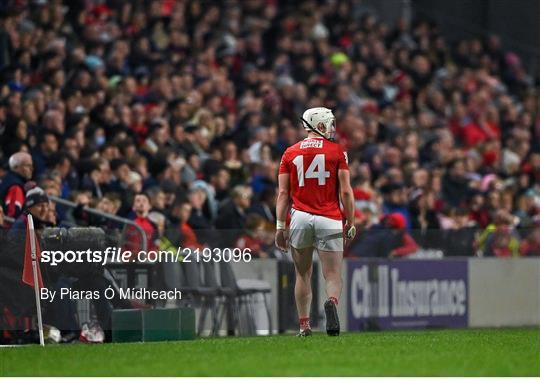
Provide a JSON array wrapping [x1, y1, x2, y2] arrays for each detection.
[[348, 213, 419, 258], [385, 213, 420, 257], [0, 152, 33, 218], [2, 186, 52, 342], [9, 186, 52, 233]]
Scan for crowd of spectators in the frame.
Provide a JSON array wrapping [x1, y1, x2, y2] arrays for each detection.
[[0, 0, 539, 259]]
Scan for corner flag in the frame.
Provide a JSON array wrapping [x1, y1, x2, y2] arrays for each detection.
[[22, 215, 44, 288], [22, 214, 45, 346]]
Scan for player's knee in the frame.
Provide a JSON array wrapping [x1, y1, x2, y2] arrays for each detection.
[[296, 268, 312, 281], [323, 267, 341, 281]]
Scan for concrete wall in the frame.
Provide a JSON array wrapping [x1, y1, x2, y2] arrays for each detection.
[[232, 257, 351, 333], [468, 258, 540, 327], [230, 257, 540, 333]]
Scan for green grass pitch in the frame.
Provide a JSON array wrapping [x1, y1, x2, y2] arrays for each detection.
[[1, 328, 538, 376]]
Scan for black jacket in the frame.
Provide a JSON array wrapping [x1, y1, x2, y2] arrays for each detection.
[[215, 201, 247, 247], [348, 224, 405, 258]]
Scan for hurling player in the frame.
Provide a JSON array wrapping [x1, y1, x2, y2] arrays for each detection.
[[275, 107, 356, 336]]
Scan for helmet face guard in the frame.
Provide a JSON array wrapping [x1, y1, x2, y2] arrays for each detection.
[[300, 115, 336, 141], [327, 118, 336, 140]]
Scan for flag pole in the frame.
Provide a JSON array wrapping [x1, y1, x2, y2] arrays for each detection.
[[27, 214, 45, 346]]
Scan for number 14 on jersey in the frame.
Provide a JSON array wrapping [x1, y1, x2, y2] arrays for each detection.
[[292, 154, 330, 186]]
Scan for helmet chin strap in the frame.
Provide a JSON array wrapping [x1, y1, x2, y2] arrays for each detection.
[[300, 117, 334, 141]]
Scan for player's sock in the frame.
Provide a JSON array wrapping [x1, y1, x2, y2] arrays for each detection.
[[299, 317, 310, 331], [329, 296, 339, 305]]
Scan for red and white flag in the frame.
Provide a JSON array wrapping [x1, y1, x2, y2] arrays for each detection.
[[22, 215, 44, 289]]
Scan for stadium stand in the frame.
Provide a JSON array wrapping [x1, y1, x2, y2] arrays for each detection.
[[0, 0, 539, 343]]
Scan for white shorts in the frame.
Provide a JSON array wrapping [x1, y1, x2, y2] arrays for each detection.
[[289, 208, 344, 252]]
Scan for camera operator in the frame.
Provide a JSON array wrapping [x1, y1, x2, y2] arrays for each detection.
[[2, 187, 54, 343], [3, 187, 130, 343]]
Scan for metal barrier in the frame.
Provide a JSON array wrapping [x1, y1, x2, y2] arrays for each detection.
[[2, 196, 147, 251], [48, 195, 147, 251]]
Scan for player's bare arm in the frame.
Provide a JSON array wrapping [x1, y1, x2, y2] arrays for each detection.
[[275, 172, 290, 251], [338, 169, 356, 240]]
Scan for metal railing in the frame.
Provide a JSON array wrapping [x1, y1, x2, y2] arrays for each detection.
[[2, 196, 148, 251], [49, 195, 147, 251]]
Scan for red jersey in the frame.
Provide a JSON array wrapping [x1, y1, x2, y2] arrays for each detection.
[[180, 222, 202, 249], [279, 137, 349, 220], [124, 216, 158, 260], [5, 186, 25, 218]]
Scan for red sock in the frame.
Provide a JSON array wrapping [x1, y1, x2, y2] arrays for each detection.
[[299, 317, 310, 331], [329, 296, 339, 305]]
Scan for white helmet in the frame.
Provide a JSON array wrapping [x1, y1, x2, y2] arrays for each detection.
[[301, 107, 336, 140]]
